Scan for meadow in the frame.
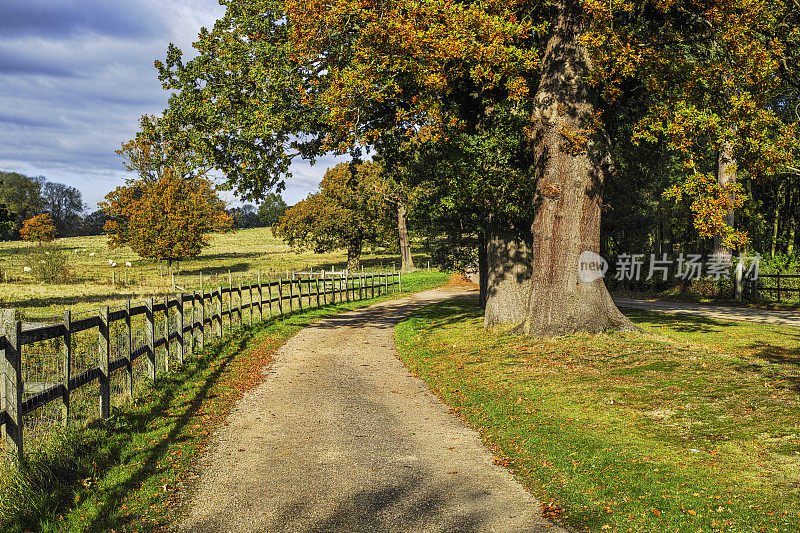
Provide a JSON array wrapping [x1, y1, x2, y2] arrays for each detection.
[[0, 228, 408, 316]]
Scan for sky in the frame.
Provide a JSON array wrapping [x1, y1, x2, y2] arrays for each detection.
[[0, 0, 342, 212]]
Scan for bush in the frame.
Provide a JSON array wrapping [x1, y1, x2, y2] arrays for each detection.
[[26, 244, 72, 283]]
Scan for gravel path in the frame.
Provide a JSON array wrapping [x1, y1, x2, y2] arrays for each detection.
[[180, 288, 564, 532], [614, 297, 800, 328]]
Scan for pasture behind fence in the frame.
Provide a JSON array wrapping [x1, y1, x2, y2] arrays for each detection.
[[1, 269, 401, 463]]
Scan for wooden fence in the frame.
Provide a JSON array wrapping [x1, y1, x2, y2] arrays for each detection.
[[1, 270, 401, 462], [754, 273, 800, 302], [743, 273, 800, 302]]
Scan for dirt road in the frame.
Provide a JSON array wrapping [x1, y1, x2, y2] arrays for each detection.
[[614, 297, 800, 328], [179, 288, 564, 532]]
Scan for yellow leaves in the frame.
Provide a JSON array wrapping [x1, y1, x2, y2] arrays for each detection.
[[664, 172, 749, 246], [284, 0, 538, 141], [558, 125, 589, 156]]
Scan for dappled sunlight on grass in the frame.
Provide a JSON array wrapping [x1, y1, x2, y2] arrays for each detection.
[[396, 301, 800, 532]]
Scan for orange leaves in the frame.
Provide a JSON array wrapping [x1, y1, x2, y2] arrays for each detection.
[[284, 0, 538, 145], [663, 172, 748, 247], [100, 173, 232, 262], [20, 213, 57, 243], [541, 501, 564, 519]]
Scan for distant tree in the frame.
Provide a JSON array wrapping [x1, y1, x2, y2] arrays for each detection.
[[275, 162, 392, 269], [78, 209, 113, 236], [0, 171, 43, 238], [101, 173, 233, 265], [227, 204, 262, 229], [20, 213, 57, 244], [102, 117, 233, 265], [258, 193, 288, 227], [41, 181, 84, 236]]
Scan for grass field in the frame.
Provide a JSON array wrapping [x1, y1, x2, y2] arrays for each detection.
[[0, 270, 450, 533], [0, 228, 414, 316], [395, 299, 800, 532]]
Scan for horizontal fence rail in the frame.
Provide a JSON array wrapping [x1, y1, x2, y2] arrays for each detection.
[[741, 273, 800, 303], [1, 270, 401, 462], [748, 273, 800, 303]]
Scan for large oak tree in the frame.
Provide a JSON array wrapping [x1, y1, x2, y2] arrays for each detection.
[[155, 0, 798, 334]]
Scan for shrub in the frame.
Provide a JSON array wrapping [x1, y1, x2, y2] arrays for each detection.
[[26, 244, 71, 283]]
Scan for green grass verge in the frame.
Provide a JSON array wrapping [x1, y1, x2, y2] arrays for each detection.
[[395, 298, 800, 532], [0, 271, 448, 532], [400, 270, 451, 293]]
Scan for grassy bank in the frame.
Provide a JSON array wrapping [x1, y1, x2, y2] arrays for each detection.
[[0, 271, 448, 532], [395, 298, 800, 532]]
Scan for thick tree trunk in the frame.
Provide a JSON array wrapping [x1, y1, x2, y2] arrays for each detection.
[[478, 229, 489, 308], [484, 220, 532, 327], [517, 0, 635, 335], [397, 202, 415, 272], [713, 137, 736, 259], [771, 183, 782, 258], [346, 239, 362, 270]]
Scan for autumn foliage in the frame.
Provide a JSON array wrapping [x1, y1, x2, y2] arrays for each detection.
[[275, 161, 391, 269], [100, 173, 232, 264], [20, 213, 57, 244]]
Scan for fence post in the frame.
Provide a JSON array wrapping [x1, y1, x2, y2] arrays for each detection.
[[371, 273, 375, 298], [99, 306, 111, 419], [777, 273, 782, 303], [3, 320, 23, 462], [398, 272, 402, 292], [267, 280, 273, 317], [199, 291, 205, 350], [62, 310, 72, 425], [321, 271, 327, 305], [216, 286, 223, 338], [238, 274, 244, 325], [177, 294, 184, 365], [316, 276, 321, 307], [228, 271, 233, 333], [278, 278, 284, 315], [297, 278, 303, 311], [146, 298, 156, 380], [125, 301, 133, 398], [257, 272, 263, 322], [248, 275, 254, 325], [163, 297, 171, 373], [289, 276, 294, 313]]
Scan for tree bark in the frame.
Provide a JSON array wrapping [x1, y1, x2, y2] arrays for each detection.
[[713, 136, 736, 259], [517, 0, 635, 335], [346, 238, 362, 270], [397, 202, 415, 272], [478, 229, 489, 308], [771, 183, 782, 258], [484, 220, 532, 327]]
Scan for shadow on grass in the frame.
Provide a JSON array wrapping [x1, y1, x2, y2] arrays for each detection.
[[90, 327, 262, 531], [180, 262, 253, 277], [4, 291, 141, 310], [623, 308, 728, 334], [0, 325, 262, 532]]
